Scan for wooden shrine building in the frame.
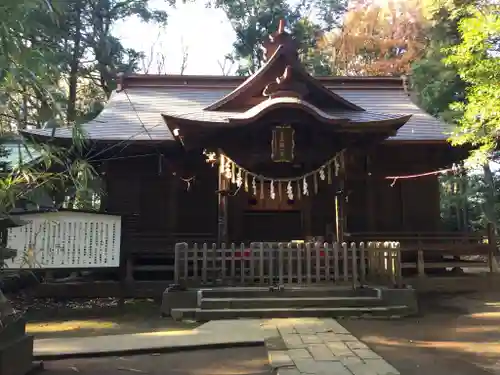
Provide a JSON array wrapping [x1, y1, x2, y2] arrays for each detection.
[[21, 21, 462, 274]]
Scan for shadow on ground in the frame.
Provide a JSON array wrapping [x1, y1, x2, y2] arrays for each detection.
[[343, 291, 500, 375], [42, 346, 271, 375], [21, 298, 199, 339]]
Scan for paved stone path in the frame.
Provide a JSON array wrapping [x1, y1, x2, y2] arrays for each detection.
[[260, 318, 399, 375], [35, 318, 400, 374]]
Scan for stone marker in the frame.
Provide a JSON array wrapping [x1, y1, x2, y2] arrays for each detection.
[[0, 215, 38, 375]]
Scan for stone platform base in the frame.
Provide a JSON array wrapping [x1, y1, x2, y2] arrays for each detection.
[[0, 317, 36, 375], [161, 286, 418, 321], [0, 334, 35, 375]]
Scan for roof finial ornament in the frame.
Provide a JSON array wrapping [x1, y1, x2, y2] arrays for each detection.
[[262, 18, 298, 62], [262, 65, 308, 99], [278, 19, 285, 34]]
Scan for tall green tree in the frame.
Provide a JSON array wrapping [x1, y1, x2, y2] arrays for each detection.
[[412, 1, 500, 232], [0, 0, 172, 131], [209, 0, 347, 75], [0, 0, 63, 130], [444, 5, 500, 167], [410, 0, 468, 119]]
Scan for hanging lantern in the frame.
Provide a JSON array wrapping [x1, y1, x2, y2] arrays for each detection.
[[271, 125, 295, 163]]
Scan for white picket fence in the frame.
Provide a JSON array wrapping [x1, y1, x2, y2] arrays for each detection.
[[174, 241, 402, 287]]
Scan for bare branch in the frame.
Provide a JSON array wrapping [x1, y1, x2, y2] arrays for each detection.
[[140, 30, 163, 74], [217, 55, 235, 76], [179, 37, 189, 75]]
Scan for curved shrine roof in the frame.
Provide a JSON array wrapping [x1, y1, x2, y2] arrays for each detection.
[[162, 96, 410, 129], [21, 79, 449, 143], [22, 21, 449, 144], [23, 20, 446, 142]]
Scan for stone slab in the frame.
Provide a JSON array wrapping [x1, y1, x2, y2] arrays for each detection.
[[277, 367, 302, 375], [34, 319, 266, 359], [345, 361, 376, 375], [352, 348, 382, 360], [288, 348, 312, 360], [268, 350, 294, 368], [317, 332, 344, 342], [364, 359, 400, 375], [295, 358, 352, 375], [308, 344, 339, 361], [346, 341, 369, 350], [282, 334, 305, 349], [325, 342, 356, 357], [301, 334, 323, 344]]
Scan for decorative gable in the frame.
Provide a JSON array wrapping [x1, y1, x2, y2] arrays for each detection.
[[205, 20, 364, 112]]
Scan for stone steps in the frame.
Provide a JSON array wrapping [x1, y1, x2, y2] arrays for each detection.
[[162, 286, 418, 320], [171, 305, 411, 320], [199, 287, 378, 299], [200, 296, 384, 309]]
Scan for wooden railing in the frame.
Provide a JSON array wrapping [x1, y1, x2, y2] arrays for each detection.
[[173, 241, 402, 287], [366, 242, 403, 287], [398, 241, 497, 276], [349, 226, 498, 277], [347, 230, 490, 246]]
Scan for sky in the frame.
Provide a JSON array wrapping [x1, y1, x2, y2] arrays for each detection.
[[111, 0, 401, 75], [112, 1, 236, 75]]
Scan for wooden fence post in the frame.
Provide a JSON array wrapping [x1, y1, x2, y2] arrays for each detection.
[[259, 243, 265, 284], [174, 242, 184, 284], [333, 242, 340, 282], [278, 242, 285, 285], [324, 242, 331, 282], [351, 242, 358, 289], [394, 242, 403, 288], [193, 243, 199, 283], [297, 242, 303, 284], [221, 242, 226, 281], [417, 250, 425, 278], [202, 243, 208, 284], [342, 242, 349, 282], [359, 242, 366, 285]]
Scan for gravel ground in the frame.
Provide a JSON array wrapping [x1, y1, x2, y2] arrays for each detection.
[[343, 291, 500, 375]]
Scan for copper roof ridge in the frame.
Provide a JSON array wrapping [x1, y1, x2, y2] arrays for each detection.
[[121, 73, 404, 84], [118, 82, 406, 91]]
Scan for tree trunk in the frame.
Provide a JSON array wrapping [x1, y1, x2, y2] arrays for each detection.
[[482, 163, 497, 233], [67, 4, 82, 124]]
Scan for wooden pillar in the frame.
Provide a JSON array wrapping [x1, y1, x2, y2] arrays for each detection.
[[217, 152, 229, 245], [365, 155, 375, 232], [99, 160, 109, 212], [400, 181, 407, 231], [231, 193, 244, 242], [301, 162, 313, 240], [302, 196, 312, 239], [335, 152, 346, 243], [125, 255, 134, 282], [167, 175, 179, 247]]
